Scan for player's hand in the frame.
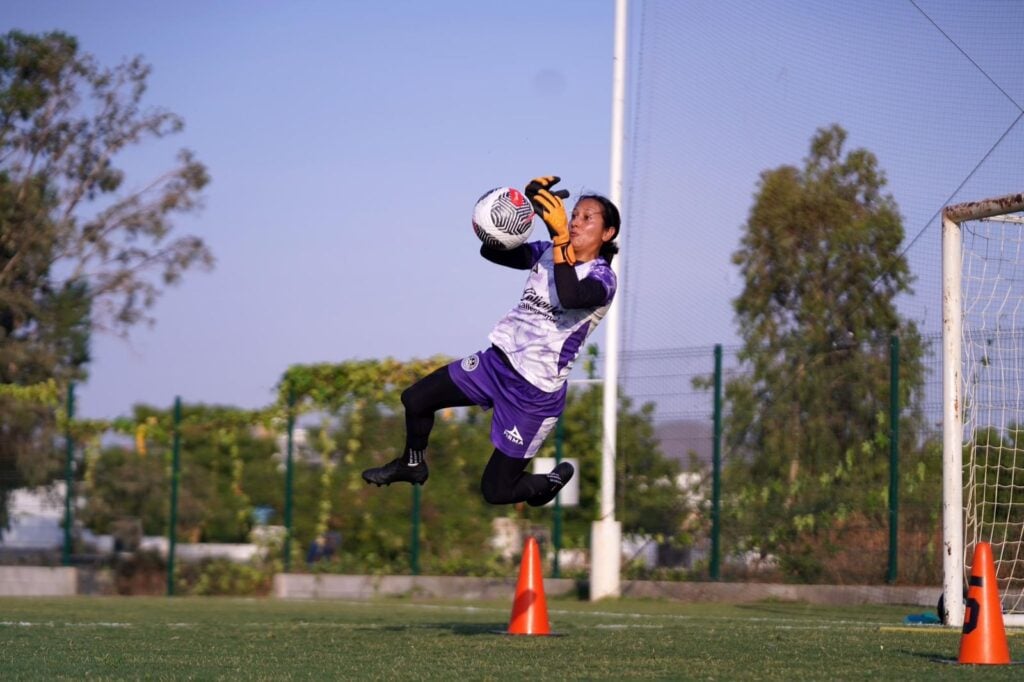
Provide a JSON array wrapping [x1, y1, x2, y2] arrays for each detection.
[[526, 176, 575, 265], [525, 176, 570, 239], [525, 175, 570, 201]]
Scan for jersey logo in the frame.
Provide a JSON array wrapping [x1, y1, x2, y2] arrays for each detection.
[[461, 354, 480, 372], [503, 425, 524, 445]]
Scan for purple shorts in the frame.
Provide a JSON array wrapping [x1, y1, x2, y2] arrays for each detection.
[[447, 347, 566, 459]]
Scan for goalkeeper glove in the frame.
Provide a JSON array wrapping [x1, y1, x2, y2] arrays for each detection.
[[525, 176, 576, 265]]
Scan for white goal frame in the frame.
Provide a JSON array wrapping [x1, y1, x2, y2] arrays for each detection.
[[942, 190, 1024, 628]]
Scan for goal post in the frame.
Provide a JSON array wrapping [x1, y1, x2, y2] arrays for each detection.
[[942, 191, 1024, 628]]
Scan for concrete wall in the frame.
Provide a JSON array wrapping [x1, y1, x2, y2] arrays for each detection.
[[0, 566, 77, 597], [620, 580, 939, 607], [273, 573, 939, 608], [273, 573, 579, 601], [0, 565, 940, 607], [137, 538, 262, 563]]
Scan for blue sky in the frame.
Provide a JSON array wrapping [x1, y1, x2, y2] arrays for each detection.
[[3, 1, 1023, 419]]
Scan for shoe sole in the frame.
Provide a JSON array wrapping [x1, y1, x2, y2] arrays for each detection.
[[361, 472, 427, 487]]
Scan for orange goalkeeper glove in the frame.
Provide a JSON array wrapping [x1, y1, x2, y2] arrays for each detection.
[[525, 175, 575, 265]]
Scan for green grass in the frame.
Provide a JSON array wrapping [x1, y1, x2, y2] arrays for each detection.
[[1, 596, 1021, 680]]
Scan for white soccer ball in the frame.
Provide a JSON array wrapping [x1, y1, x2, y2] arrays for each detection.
[[472, 186, 535, 250]]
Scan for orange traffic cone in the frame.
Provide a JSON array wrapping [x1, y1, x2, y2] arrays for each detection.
[[958, 542, 1011, 665], [506, 536, 553, 636]]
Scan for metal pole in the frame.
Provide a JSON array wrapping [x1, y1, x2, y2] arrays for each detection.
[[553, 416, 564, 578], [167, 396, 181, 596], [591, 0, 628, 603], [941, 211, 965, 626], [284, 388, 295, 572], [888, 335, 900, 584], [62, 383, 75, 566], [411, 485, 421, 575], [599, 0, 628, 528], [711, 345, 722, 580]]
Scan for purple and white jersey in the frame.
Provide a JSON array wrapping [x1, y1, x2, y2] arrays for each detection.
[[488, 241, 617, 392]]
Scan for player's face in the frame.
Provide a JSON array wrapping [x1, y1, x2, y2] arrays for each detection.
[[569, 198, 616, 262]]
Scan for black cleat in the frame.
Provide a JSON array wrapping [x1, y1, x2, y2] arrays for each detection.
[[527, 461, 574, 507], [362, 457, 429, 487]]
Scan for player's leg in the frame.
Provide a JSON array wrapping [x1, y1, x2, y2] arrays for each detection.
[[481, 379, 570, 504], [362, 365, 473, 487], [479, 449, 575, 506]]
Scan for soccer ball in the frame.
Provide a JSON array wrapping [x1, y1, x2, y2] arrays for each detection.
[[472, 186, 535, 249]]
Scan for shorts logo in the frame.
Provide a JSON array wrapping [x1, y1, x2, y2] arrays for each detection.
[[461, 354, 480, 372], [503, 425, 524, 445]]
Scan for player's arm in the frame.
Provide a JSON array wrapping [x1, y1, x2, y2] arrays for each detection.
[[480, 243, 533, 269], [554, 264, 610, 308]]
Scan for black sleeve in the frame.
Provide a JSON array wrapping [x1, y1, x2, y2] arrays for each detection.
[[480, 244, 533, 270], [554, 262, 610, 308]]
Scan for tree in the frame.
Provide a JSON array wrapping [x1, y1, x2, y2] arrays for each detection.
[[0, 31, 212, 532], [267, 350, 690, 575], [80, 404, 280, 543], [724, 124, 928, 581], [73, 350, 687, 575], [525, 346, 691, 568]]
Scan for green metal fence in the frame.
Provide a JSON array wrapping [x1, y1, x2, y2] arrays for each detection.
[[0, 334, 947, 590]]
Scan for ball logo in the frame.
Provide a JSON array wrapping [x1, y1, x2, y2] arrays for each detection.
[[461, 354, 480, 372]]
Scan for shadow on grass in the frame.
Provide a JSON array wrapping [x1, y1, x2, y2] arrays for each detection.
[[898, 649, 957, 663], [733, 602, 824, 618], [360, 622, 512, 636]]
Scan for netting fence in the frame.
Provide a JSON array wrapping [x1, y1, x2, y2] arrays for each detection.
[[1, 332, 948, 593]]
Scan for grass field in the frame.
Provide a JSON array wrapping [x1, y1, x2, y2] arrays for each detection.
[[1, 595, 1021, 680]]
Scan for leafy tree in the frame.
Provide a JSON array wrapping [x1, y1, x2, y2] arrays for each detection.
[[79, 404, 279, 542], [276, 350, 689, 575], [724, 124, 928, 581], [79, 442, 168, 538], [507, 346, 691, 570], [0, 30, 212, 532], [558, 378, 688, 551], [617, 399, 688, 541], [77, 353, 689, 576], [968, 425, 1024, 527], [278, 357, 500, 573]]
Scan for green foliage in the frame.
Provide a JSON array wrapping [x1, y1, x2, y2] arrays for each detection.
[[79, 403, 280, 541], [966, 424, 1024, 527], [0, 380, 60, 404], [618, 398, 689, 539], [79, 445, 168, 536], [66, 346, 689, 578], [279, 357, 450, 410], [546, 346, 692, 552], [304, 382, 501, 576], [724, 124, 930, 581], [0, 30, 213, 331], [258, 349, 686, 576], [185, 559, 274, 596], [0, 29, 213, 532]]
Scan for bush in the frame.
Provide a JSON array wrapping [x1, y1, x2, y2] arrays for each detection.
[[182, 559, 274, 596]]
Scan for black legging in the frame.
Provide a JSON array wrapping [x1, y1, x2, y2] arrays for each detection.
[[401, 365, 555, 504]]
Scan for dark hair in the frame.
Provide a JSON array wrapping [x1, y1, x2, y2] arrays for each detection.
[[578, 193, 621, 265]]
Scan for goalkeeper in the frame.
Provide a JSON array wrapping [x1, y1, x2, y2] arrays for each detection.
[[362, 176, 620, 506]]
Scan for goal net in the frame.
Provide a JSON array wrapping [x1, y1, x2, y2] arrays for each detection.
[[942, 191, 1024, 627]]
